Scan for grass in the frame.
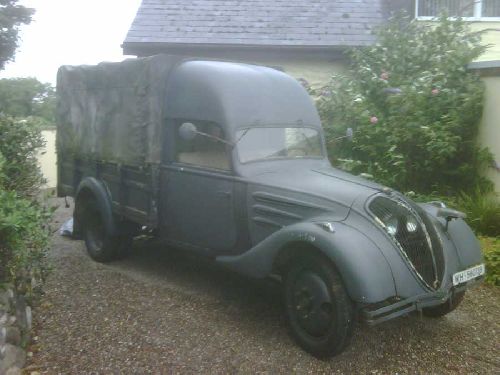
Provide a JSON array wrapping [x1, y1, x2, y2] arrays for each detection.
[[479, 236, 500, 286], [455, 191, 500, 237]]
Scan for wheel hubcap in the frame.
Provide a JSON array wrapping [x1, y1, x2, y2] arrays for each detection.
[[292, 271, 334, 337]]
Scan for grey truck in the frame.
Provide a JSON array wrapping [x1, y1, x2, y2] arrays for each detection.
[[57, 55, 485, 357]]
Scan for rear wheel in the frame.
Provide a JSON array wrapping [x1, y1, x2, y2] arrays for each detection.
[[82, 199, 131, 262], [422, 291, 465, 318], [284, 254, 354, 358]]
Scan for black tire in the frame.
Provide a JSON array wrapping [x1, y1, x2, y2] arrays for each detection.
[[82, 199, 128, 262], [422, 291, 465, 318], [284, 254, 354, 358]]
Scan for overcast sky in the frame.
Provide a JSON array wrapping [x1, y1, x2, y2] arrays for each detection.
[[0, 0, 142, 85]]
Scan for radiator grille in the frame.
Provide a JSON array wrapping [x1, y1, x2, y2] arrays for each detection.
[[369, 196, 444, 289]]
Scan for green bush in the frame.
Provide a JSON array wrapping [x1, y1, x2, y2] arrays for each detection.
[[0, 115, 45, 197], [316, 13, 492, 195], [0, 77, 56, 123], [479, 237, 500, 286], [0, 187, 50, 294], [0, 115, 50, 295]]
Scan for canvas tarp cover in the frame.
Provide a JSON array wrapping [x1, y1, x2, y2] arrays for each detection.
[[56, 55, 181, 166]]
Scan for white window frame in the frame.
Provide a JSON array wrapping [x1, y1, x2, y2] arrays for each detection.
[[415, 0, 500, 21]]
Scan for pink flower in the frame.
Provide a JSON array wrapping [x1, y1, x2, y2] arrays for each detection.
[[370, 116, 378, 124], [431, 88, 440, 95], [380, 72, 389, 81]]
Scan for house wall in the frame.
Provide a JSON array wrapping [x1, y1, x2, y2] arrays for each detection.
[[477, 73, 500, 193], [469, 22, 500, 62], [244, 56, 346, 90], [134, 48, 347, 91], [418, 18, 500, 193], [417, 21, 500, 61], [38, 129, 57, 188]]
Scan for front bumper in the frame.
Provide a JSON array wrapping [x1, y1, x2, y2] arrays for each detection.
[[362, 276, 484, 325]]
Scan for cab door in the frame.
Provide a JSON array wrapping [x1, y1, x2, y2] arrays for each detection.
[[161, 121, 238, 253]]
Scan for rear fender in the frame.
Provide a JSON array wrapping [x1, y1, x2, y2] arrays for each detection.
[[74, 177, 116, 237], [216, 222, 396, 303]]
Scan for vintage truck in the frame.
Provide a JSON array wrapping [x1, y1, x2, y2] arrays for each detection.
[[57, 55, 485, 358]]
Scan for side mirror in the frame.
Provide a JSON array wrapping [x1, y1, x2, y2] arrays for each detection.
[[436, 207, 466, 220], [179, 122, 198, 141], [436, 207, 466, 231], [333, 127, 354, 142]]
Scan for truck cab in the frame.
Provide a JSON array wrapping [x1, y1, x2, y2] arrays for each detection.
[[159, 61, 328, 256]]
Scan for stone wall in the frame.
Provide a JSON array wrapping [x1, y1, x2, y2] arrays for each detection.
[[0, 286, 32, 375]]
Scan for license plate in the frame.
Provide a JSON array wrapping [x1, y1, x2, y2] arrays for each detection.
[[452, 264, 485, 286]]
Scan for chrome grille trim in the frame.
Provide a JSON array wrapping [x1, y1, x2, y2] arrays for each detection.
[[368, 195, 444, 290]]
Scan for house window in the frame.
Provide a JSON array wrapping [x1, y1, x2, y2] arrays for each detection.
[[416, 0, 500, 20]]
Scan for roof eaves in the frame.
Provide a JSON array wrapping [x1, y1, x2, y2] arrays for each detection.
[[122, 41, 359, 57]]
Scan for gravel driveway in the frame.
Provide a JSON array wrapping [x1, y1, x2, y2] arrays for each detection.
[[26, 199, 500, 374]]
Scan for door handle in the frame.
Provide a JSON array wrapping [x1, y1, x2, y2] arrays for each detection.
[[216, 191, 232, 198]]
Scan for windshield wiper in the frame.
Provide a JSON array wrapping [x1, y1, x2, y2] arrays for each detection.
[[234, 128, 251, 147]]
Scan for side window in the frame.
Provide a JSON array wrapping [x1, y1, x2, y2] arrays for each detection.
[[175, 121, 231, 171]]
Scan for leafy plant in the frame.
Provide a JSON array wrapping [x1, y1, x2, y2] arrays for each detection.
[[0, 116, 50, 296], [455, 190, 500, 237], [0, 77, 56, 124], [0, 0, 34, 70], [317, 13, 492, 195], [0, 187, 50, 295], [0, 115, 46, 197], [0, 1, 48, 297], [479, 237, 500, 286]]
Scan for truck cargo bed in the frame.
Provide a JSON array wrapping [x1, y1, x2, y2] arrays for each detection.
[[58, 156, 158, 227]]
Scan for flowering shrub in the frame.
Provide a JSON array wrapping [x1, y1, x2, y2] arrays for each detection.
[[316, 14, 492, 195]]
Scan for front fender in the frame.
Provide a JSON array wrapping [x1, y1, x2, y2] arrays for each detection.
[[216, 222, 396, 303], [420, 203, 483, 269]]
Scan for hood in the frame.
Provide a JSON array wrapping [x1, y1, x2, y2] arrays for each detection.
[[247, 162, 386, 210]]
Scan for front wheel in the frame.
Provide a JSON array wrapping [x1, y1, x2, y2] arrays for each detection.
[[284, 254, 354, 358], [422, 291, 465, 318]]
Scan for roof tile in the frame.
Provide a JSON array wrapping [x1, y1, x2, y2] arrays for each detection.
[[124, 0, 391, 48]]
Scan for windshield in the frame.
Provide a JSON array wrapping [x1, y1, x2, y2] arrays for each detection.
[[236, 127, 323, 163]]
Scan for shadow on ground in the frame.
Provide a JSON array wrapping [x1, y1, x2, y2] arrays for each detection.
[[27, 199, 499, 373]]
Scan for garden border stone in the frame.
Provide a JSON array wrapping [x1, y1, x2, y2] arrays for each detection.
[[0, 287, 31, 373]]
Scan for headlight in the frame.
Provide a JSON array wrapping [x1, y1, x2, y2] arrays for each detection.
[[373, 211, 400, 236], [370, 197, 422, 237], [405, 215, 418, 233], [385, 215, 399, 235]]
